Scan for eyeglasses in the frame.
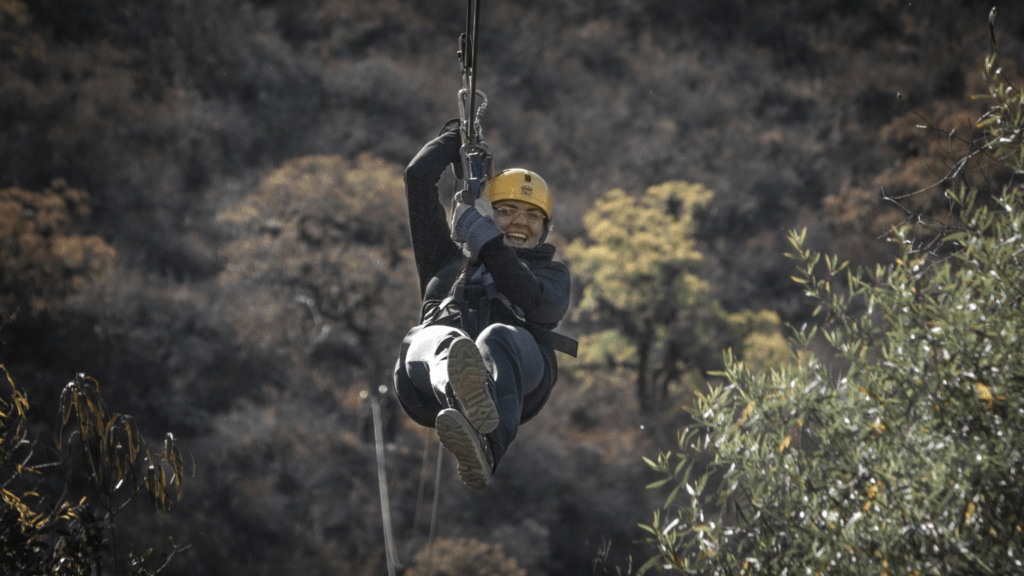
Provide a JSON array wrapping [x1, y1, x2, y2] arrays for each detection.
[[493, 205, 545, 225]]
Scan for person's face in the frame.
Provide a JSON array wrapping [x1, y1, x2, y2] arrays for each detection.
[[492, 200, 546, 249]]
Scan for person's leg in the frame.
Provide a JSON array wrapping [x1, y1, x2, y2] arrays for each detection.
[[395, 325, 448, 427], [446, 337, 500, 433], [435, 408, 493, 490], [403, 325, 463, 404], [405, 325, 498, 489], [405, 324, 499, 431], [476, 324, 545, 464]]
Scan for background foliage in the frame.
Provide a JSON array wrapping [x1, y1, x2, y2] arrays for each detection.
[[565, 181, 791, 411], [2, 0, 1024, 574], [1, 179, 115, 317]]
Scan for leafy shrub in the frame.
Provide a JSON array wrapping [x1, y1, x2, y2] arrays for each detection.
[[0, 0, 44, 61], [62, 268, 274, 426], [639, 54, 1024, 575], [1, 368, 187, 574]]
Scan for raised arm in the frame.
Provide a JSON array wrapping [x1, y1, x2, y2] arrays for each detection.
[[404, 128, 463, 296]]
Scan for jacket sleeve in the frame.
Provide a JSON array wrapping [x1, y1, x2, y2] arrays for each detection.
[[404, 131, 463, 297], [478, 240, 571, 327]]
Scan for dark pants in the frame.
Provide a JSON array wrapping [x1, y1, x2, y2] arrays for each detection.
[[399, 323, 544, 464]]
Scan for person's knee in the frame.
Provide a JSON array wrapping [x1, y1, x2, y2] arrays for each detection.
[[407, 325, 465, 364], [411, 325, 465, 349], [477, 323, 518, 347]]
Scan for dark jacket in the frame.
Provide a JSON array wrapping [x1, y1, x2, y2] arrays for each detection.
[[394, 129, 571, 426]]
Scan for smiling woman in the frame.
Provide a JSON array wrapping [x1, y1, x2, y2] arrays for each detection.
[[393, 122, 575, 490], [494, 200, 546, 248], [487, 168, 552, 249]]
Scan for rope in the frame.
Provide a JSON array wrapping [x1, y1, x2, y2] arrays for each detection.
[[422, 445, 445, 576], [371, 393, 401, 575], [372, 391, 446, 576], [404, 432, 433, 561]]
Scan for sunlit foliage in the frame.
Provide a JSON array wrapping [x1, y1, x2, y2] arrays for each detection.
[[565, 182, 790, 411], [403, 537, 526, 576], [640, 55, 1024, 575], [0, 179, 116, 317], [569, 181, 712, 314]]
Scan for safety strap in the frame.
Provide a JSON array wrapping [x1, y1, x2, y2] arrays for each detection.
[[477, 267, 524, 323], [371, 394, 401, 575]]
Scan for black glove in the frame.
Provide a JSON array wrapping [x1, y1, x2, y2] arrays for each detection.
[[438, 119, 465, 180], [453, 205, 503, 260], [438, 118, 461, 136]]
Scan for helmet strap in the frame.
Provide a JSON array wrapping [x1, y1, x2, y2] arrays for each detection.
[[537, 219, 552, 245]]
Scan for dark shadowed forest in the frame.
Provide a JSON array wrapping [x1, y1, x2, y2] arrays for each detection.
[[3, 0, 1024, 574]]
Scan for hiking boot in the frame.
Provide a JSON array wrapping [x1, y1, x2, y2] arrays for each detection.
[[435, 408, 495, 490], [446, 336, 499, 434]]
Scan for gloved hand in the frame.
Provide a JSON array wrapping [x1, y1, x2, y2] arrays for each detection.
[[452, 204, 502, 260], [438, 119, 464, 180], [438, 118, 461, 136]]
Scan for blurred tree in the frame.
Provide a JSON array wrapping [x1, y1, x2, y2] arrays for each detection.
[[564, 182, 789, 412], [639, 54, 1024, 575], [1, 367, 188, 574], [0, 179, 116, 318], [217, 154, 419, 401]]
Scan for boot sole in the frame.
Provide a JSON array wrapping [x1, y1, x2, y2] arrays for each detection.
[[447, 337, 499, 434], [436, 409, 491, 490]]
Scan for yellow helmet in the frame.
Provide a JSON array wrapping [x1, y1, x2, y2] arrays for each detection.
[[485, 168, 552, 219]]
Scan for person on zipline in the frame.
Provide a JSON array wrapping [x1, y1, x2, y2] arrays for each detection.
[[394, 121, 574, 490]]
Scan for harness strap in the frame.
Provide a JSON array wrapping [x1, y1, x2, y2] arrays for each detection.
[[445, 263, 579, 357], [546, 331, 579, 358], [479, 269, 525, 323], [479, 265, 579, 357]]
